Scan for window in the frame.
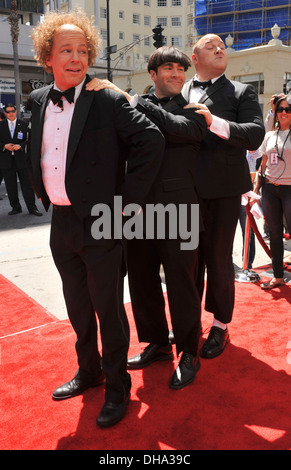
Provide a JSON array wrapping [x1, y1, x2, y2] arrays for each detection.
[[119, 11, 124, 19], [133, 14, 140, 25], [133, 34, 141, 42], [157, 17, 167, 27], [144, 0, 150, 5], [171, 0, 181, 5], [133, 0, 140, 3], [157, 0, 167, 6], [171, 36, 182, 47], [171, 17, 182, 27], [284, 73, 291, 94], [100, 29, 107, 42], [100, 8, 107, 19], [119, 32, 124, 40], [144, 37, 151, 47], [144, 16, 151, 27], [233, 74, 264, 95]]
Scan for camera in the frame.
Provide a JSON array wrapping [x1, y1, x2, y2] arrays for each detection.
[[273, 95, 281, 105]]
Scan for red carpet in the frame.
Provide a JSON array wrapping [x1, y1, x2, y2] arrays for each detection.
[[0, 272, 290, 450], [0, 274, 57, 337]]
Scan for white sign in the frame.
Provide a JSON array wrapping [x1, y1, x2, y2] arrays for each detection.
[[0, 78, 15, 93]]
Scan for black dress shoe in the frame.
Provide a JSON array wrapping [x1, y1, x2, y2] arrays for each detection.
[[8, 208, 22, 215], [97, 393, 130, 428], [52, 372, 105, 400], [127, 343, 173, 370], [170, 353, 200, 390], [200, 326, 230, 359], [29, 209, 43, 216]]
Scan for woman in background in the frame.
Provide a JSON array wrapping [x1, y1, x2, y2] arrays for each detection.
[[254, 94, 291, 289]]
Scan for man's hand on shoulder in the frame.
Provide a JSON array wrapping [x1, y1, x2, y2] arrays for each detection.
[[184, 102, 213, 128]]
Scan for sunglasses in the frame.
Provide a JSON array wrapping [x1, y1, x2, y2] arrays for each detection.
[[5, 110, 16, 114], [277, 106, 291, 114]]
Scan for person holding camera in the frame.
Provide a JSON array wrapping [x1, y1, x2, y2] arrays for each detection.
[[253, 94, 291, 289], [264, 94, 285, 132]]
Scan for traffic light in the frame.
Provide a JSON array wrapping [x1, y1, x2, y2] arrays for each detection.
[[152, 24, 165, 49]]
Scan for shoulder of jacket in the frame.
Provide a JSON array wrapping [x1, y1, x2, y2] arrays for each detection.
[[30, 85, 51, 99], [228, 79, 253, 92]]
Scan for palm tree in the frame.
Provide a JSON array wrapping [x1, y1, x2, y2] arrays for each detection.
[[8, 0, 21, 118]]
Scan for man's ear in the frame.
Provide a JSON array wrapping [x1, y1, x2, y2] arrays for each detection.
[[191, 53, 197, 67], [150, 69, 157, 83]]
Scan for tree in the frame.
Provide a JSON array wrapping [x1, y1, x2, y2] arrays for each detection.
[[8, 0, 21, 118]]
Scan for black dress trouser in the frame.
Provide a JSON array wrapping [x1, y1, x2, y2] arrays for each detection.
[[50, 205, 131, 404]]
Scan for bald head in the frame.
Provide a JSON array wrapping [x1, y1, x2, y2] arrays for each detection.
[[192, 34, 227, 81]]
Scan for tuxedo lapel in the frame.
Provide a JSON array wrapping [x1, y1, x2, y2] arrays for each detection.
[[66, 80, 94, 172], [4, 120, 11, 140], [163, 93, 187, 113], [30, 86, 52, 167], [181, 80, 192, 102], [198, 75, 226, 104]]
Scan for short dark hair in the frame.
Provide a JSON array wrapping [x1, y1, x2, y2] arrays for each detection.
[[4, 103, 16, 111], [147, 46, 192, 73]]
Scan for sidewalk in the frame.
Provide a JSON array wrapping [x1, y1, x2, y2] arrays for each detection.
[[0, 186, 290, 321]]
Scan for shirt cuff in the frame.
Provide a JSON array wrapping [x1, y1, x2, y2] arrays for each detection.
[[129, 94, 139, 108], [209, 115, 230, 140]]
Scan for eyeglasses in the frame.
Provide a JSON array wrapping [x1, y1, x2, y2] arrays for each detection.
[[5, 110, 16, 114], [277, 106, 291, 114]]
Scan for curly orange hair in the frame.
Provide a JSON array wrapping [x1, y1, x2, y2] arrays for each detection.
[[31, 8, 102, 74]]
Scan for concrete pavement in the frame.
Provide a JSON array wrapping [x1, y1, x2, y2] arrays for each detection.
[[0, 184, 290, 321]]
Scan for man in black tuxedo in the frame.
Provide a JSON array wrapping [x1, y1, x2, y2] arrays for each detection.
[[0, 104, 42, 216], [27, 9, 164, 428], [182, 34, 265, 358], [87, 46, 208, 389]]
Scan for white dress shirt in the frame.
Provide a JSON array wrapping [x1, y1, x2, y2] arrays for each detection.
[[189, 75, 230, 140], [9, 118, 16, 137], [41, 79, 85, 205]]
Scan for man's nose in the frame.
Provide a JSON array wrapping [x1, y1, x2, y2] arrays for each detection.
[[71, 50, 79, 61]]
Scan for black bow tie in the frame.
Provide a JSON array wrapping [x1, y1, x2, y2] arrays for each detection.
[[48, 87, 75, 108], [192, 79, 212, 90], [148, 95, 171, 106]]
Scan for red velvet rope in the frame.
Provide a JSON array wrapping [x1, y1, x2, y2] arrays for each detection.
[[245, 203, 271, 258]]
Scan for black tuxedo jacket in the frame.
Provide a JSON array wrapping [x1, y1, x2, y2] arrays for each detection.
[[182, 75, 265, 199], [136, 93, 207, 207], [0, 118, 29, 170], [27, 75, 165, 219], [130, 93, 207, 237]]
